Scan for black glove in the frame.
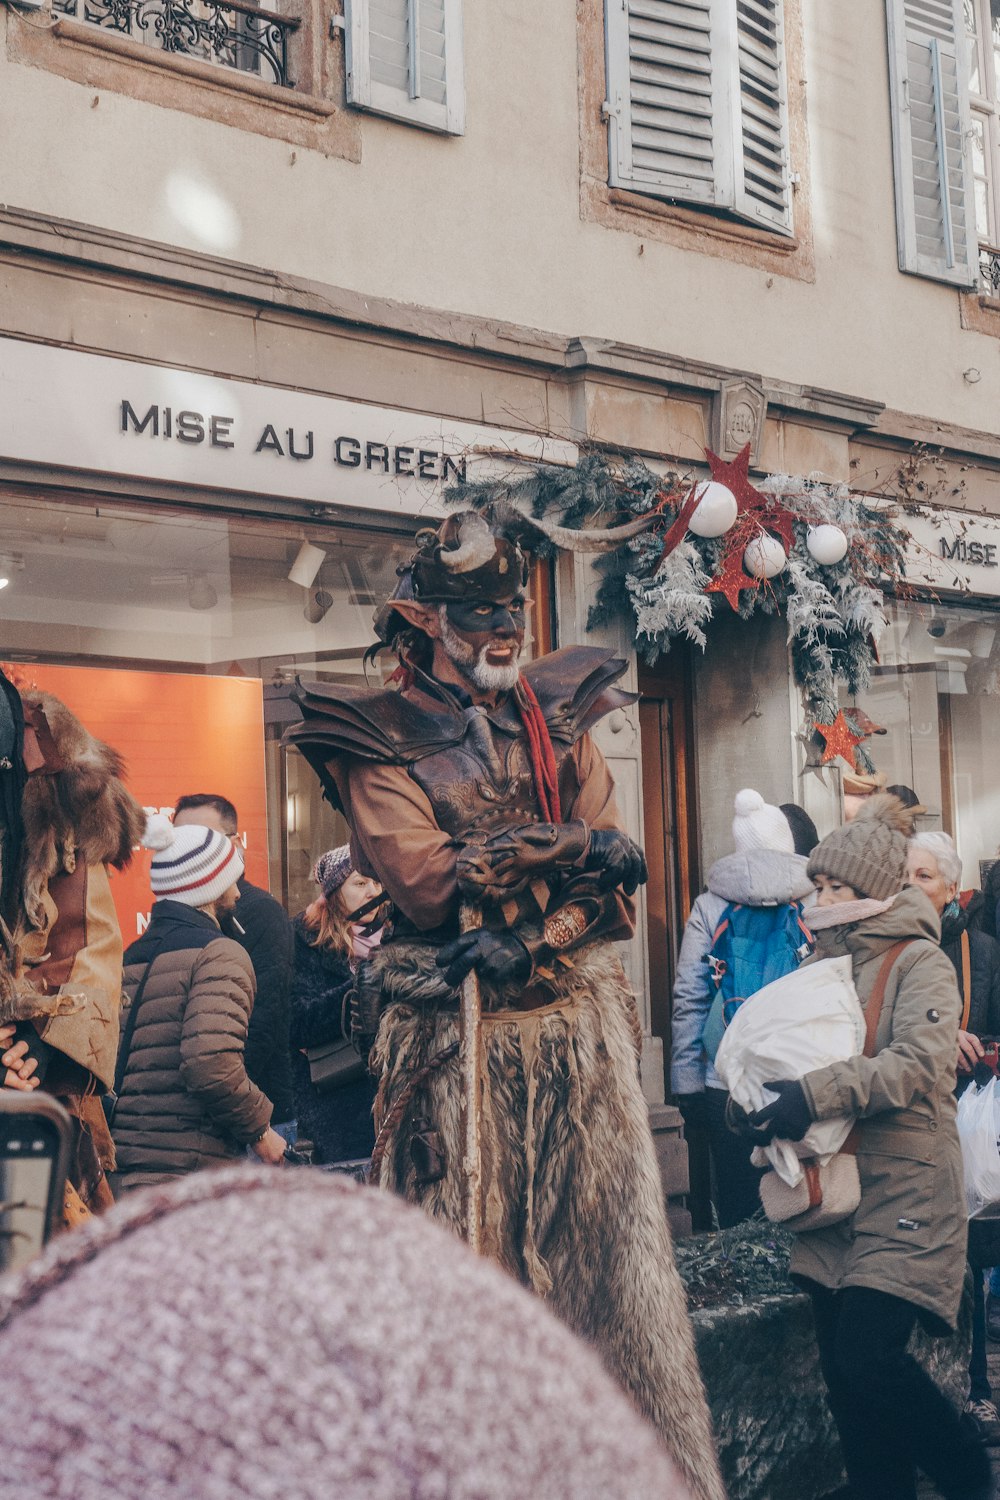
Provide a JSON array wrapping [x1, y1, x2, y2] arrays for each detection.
[[4, 1023, 52, 1089], [585, 830, 648, 896], [436, 930, 532, 990], [675, 1093, 709, 1132], [748, 1079, 812, 1143]]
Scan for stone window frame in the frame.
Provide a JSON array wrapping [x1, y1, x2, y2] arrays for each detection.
[[3, 0, 361, 158], [576, 0, 815, 284]]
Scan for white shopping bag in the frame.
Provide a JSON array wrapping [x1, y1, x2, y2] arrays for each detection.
[[957, 1078, 1000, 1220], [715, 956, 866, 1188]]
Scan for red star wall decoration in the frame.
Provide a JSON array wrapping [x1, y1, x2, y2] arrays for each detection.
[[813, 710, 865, 770], [706, 546, 761, 611], [707, 444, 795, 553]]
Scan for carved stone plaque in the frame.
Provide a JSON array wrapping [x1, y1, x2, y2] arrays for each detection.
[[711, 379, 767, 464]]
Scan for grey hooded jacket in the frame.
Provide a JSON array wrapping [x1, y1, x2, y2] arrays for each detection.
[[670, 849, 815, 1095]]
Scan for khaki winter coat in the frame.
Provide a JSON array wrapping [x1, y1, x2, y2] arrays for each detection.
[[114, 901, 271, 1188], [791, 886, 966, 1330]]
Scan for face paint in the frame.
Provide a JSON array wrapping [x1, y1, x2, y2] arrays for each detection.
[[438, 598, 526, 692]]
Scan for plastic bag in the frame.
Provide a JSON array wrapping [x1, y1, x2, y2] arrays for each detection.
[[715, 956, 866, 1188], [957, 1078, 1000, 1220]]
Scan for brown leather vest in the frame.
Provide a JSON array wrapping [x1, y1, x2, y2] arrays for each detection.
[[406, 695, 576, 842]]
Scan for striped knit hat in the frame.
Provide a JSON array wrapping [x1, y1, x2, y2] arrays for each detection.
[[142, 813, 244, 907]]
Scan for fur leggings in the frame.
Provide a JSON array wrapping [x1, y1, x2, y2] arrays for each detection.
[[371, 942, 725, 1500]]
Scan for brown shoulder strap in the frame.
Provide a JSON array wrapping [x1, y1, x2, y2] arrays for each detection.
[[960, 930, 972, 1033], [863, 939, 913, 1058]]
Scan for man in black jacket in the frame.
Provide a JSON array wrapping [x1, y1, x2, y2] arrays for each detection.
[[173, 793, 296, 1138]]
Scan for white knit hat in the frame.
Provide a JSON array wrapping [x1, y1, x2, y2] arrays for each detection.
[[142, 814, 244, 907], [731, 789, 794, 856]]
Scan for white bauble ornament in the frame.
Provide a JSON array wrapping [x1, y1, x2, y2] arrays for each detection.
[[806, 524, 849, 567], [743, 533, 787, 579], [688, 481, 738, 538]]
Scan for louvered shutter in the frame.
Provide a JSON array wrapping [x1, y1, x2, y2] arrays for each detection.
[[886, 0, 978, 286], [345, 0, 465, 135], [604, 0, 793, 234]]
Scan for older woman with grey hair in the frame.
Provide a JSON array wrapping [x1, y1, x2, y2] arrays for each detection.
[[906, 830, 1000, 1446]]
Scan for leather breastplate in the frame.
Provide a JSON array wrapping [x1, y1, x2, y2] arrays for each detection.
[[408, 698, 574, 841]]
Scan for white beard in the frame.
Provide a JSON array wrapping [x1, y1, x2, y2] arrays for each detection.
[[438, 608, 521, 693]]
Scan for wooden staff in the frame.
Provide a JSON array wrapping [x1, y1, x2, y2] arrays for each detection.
[[458, 899, 484, 1252]]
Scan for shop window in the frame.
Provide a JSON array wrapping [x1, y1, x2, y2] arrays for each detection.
[[344, 0, 465, 134], [603, 0, 794, 235], [0, 495, 413, 918], [840, 597, 1000, 892]]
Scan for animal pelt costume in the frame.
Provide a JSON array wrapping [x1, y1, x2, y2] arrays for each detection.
[[1, 672, 145, 1214], [365, 940, 722, 1498], [286, 510, 725, 1500]]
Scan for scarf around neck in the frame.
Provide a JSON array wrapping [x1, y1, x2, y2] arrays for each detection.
[[807, 892, 897, 931]]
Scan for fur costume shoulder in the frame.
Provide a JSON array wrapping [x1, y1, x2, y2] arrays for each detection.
[[285, 646, 634, 774]]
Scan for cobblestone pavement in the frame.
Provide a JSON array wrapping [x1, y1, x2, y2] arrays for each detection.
[[913, 1341, 1000, 1498]]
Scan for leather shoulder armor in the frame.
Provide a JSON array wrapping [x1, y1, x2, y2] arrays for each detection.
[[284, 680, 464, 764], [521, 646, 635, 744]]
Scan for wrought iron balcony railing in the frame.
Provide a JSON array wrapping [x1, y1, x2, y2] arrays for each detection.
[[52, 0, 299, 88], [980, 244, 1000, 300]]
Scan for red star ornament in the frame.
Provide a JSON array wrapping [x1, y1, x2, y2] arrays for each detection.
[[813, 710, 866, 770], [706, 546, 761, 611], [706, 444, 795, 553]]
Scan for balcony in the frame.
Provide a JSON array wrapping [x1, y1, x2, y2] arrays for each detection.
[[980, 244, 1000, 300], [51, 0, 299, 87]]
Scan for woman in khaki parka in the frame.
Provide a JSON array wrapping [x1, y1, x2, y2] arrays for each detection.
[[744, 795, 990, 1500]]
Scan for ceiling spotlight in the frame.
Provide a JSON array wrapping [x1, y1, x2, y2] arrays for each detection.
[[289, 541, 326, 589], [188, 574, 218, 611], [0, 555, 25, 591], [304, 588, 333, 624]]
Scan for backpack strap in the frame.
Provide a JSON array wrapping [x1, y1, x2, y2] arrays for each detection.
[[960, 930, 972, 1033], [706, 908, 734, 986]]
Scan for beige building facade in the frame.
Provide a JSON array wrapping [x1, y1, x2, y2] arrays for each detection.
[[3, 0, 1000, 1138]]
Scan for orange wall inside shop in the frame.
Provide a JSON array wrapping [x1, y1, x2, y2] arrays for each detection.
[[14, 665, 269, 943]]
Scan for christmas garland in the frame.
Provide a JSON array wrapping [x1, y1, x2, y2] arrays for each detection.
[[446, 445, 915, 773]]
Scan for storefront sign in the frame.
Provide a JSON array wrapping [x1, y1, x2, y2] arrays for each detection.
[[0, 337, 575, 516], [894, 506, 1000, 599], [12, 663, 269, 940]]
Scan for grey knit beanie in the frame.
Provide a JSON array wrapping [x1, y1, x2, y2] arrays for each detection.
[[313, 844, 353, 898], [0, 1171, 690, 1500], [807, 793, 916, 901]]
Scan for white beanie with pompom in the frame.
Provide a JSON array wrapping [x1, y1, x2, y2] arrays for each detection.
[[732, 788, 794, 856], [141, 813, 243, 907]]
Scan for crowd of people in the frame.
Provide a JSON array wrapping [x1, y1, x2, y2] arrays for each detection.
[[673, 777, 1000, 1499], [3, 502, 1000, 1500]]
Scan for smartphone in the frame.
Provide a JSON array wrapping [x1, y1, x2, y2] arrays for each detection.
[[0, 1092, 72, 1274]]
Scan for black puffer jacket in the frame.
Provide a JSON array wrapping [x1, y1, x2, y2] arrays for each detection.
[[289, 915, 376, 1165], [941, 903, 1000, 1040], [224, 879, 295, 1124]]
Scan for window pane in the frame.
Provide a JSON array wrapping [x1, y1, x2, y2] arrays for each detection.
[[841, 599, 1000, 893], [968, 0, 982, 93]]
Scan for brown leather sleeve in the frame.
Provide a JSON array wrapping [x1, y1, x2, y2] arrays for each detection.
[[334, 758, 460, 931]]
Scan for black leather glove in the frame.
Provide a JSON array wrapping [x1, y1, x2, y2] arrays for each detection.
[[436, 930, 532, 990], [675, 1092, 709, 1132], [748, 1079, 812, 1143], [456, 821, 590, 902], [585, 830, 648, 896]]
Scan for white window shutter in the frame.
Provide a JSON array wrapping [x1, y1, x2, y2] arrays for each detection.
[[885, 0, 978, 286], [604, 0, 793, 234], [345, 0, 465, 135]]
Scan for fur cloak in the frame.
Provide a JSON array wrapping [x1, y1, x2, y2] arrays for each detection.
[[369, 939, 725, 1500]]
